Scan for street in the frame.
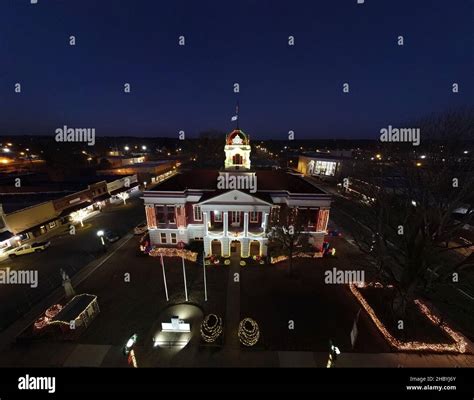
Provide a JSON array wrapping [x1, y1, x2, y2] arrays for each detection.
[[0, 192, 145, 331]]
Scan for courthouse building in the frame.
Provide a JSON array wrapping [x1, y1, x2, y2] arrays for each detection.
[[142, 130, 332, 257]]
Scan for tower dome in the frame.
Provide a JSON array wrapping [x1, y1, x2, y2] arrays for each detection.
[[226, 129, 250, 146]]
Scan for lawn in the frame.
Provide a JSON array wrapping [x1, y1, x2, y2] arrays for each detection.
[[239, 258, 390, 352]]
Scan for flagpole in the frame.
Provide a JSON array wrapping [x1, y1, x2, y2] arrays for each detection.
[[236, 100, 240, 130], [182, 254, 188, 301], [203, 254, 208, 302], [160, 254, 169, 301]]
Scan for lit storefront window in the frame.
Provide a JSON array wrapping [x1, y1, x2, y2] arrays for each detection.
[[312, 161, 337, 176]]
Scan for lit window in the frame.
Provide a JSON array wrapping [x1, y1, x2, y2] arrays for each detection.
[[160, 233, 167, 244], [214, 211, 222, 222], [231, 211, 240, 224], [193, 205, 202, 221], [167, 206, 176, 223], [250, 211, 259, 223]]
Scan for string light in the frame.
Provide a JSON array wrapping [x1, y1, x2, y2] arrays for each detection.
[[270, 252, 320, 264], [349, 283, 467, 353], [238, 318, 260, 347], [200, 314, 223, 343], [34, 304, 63, 330], [34, 316, 50, 331], [45, 304, 62, 319], [148, 247, 197, 262]]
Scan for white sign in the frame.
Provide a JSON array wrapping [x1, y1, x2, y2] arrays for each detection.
[[161, 316, 190, 332]]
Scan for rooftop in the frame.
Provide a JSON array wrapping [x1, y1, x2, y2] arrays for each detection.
[[52, 294, 98, 323], [148, 169, 326, 195]]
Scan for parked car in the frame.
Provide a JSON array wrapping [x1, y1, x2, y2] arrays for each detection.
[[133, 222, 148, 235], [8, 241, 51, 258], [104, 230, 120, 243]]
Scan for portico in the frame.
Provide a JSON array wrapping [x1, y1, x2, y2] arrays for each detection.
[[200, 190, 271, 258]]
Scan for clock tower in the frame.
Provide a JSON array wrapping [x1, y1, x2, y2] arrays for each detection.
[[224, 129, 251, 170]]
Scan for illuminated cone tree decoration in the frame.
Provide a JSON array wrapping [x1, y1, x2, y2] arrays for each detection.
[[238, 318, 260, 347], [200, 314, 223, 343]]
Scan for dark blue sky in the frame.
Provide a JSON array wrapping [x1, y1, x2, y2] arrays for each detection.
[[0, 0, 472, 139]]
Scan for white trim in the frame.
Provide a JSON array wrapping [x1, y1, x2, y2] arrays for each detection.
[[193, 205, 202, 221]]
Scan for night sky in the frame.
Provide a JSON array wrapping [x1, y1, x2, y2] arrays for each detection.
[[0, 0, 472, 139]]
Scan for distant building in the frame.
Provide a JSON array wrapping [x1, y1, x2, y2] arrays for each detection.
[[296, 151, 352, 180], [142, 130, 332, 257], [97, 160, 179, 183], [102, 155, 145, 168], [0, 174, 137, 247]]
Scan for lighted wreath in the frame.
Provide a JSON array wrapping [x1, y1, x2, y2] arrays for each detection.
[[240, 260, 246, 267], [238, 318, 260, 347], [200, 314, 223, 343], [224, 259, 231, 265]]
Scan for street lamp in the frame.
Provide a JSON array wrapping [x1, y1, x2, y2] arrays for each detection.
[[326, 340, 341, 368], [124, 146, 130, 151], [97, 230, 105, 246], [141, 145, 147, 150]]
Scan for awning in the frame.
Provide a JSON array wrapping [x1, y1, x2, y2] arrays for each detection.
[[109, 182, 140, 196], [0, 230, 14, 242], [93, 193, 111, 202], [59, 201, 92, 218], [17, 217, 60, 235]]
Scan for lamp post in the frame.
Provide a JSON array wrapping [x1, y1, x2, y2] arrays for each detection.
[[203, 254, 208, 302], [182, 254, 188, 302], [326, 340, 341, 368], [97, 230, 105, 246]]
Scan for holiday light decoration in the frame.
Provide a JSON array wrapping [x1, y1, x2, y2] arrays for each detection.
[[34, 316, 50, 331], [349, 283, 467, 353], [148, 247, 197, 262], [238, 318, 260, 347], [200, 314, 223, 343], [270, 251, 321, 264], [45, 304, 63, 319], [240, 260, 246, 266]]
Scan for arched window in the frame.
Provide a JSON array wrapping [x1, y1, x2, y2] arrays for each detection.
[[233, 154, 243, 165]]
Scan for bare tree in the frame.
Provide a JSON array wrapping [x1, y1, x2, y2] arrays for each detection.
[[344, 109, 474, 318], [267, 206, 313, 276]]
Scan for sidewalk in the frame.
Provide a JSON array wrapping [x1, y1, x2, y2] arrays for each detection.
[[0, 233, 134, 353]]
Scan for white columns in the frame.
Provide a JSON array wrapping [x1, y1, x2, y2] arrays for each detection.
[[224, 211, 229, 236], [244, 212, 249, 237], [262, 212, 269, 231], [203, 211, 209, 235]]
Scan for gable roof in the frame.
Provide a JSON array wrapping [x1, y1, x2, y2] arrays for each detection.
[[199, 189, 272, 206]]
